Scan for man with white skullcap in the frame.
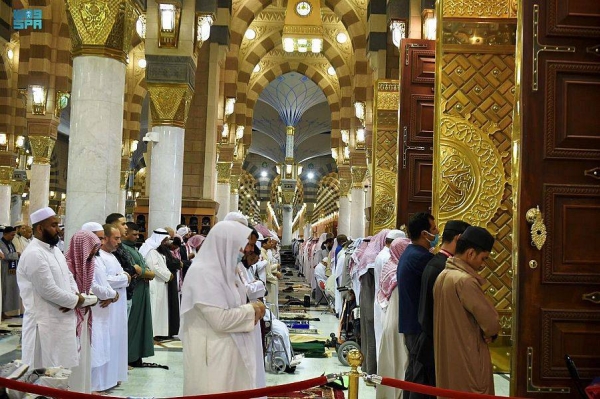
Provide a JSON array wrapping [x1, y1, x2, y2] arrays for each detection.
[[17, 207, 87, 369]]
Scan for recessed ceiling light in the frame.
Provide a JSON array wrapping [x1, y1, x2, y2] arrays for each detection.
[[245, 29, 256, 40], [261, 170, 268, 177], [336, 32, 347, 44], [253, 64, 261, 73], [327, 66, 336, 76], [138, 59, 147, 68], [307, 172, 315, 179]]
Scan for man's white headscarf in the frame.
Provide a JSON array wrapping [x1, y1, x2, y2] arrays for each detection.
[[139, 228, 170, 257], [177, 226, 190, 236], [224, 211, 249, 226], [180, 221, 254, 376]]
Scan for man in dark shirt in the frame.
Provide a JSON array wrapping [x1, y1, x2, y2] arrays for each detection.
[[415, 220, 470, 399], [397, 212, 438, 398]]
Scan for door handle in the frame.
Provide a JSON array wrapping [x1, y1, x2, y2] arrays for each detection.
[[525, 206, 547, 250], [584, 167, 600, 180], [583, 292, 600, 305]]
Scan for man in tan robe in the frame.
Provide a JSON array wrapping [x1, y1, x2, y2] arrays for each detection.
[[433, 226, 500, 398]]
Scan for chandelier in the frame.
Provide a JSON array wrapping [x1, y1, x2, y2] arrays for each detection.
[[282, 1, 324, 53]]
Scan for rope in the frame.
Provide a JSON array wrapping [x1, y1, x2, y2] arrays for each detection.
[[378, 376, 528, 399], [0, 375, 328, 399]]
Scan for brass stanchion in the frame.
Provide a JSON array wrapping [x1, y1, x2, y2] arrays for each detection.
[[347, 349, 364, 399]]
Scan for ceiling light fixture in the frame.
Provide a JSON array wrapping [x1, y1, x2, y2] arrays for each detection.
[[327, 66, 336, 76], [245, 29, 256, 40], [336, 32, 347, 44]]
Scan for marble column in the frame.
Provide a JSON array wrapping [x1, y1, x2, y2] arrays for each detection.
[[350, 166, 368, 238], [338, 195, 351, 236], [148, 126, 185, 232], [0, 168, 11, 225], [119, 189, 127, 216], [65, 56, 126, 241], [216, 183, 231, 221], [282, 205, 293, 246], [230, 192, 239, 212], [27, 135, 55, 213], [10, 194, 23, 225], [64, 0, 138, 243]]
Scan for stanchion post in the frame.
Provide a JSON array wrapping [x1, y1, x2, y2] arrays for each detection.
[[347, 349, 364, 399]]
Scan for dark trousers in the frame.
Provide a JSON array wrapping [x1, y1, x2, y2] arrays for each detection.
[[359, 270, 377, 375], [403, 333, 434, 399]]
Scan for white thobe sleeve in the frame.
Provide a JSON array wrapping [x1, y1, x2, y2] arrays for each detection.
[[106, 270, 130, 289], [245, 280, 266, 301], [197, 303, 255, 333], [91, 259, 117, 300], [30, 256, 79, 309], [145, 250, 172, 282]]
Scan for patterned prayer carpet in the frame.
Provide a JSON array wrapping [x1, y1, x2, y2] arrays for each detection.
[[268, 386, 345, 398]]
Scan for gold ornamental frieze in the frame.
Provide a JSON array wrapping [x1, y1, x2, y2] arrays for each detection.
[[28, 136, 56, 165], [10, 179, 27, 194], [338, 179, 351, 197], [443, 0, 517, 19], [442, 21, 517, 49], [66, 0, 139, 62], [147, 84, 194, 128], [216, 162, 232, 184], [230, 177, 240, 193], [438, 115, 506, 229]]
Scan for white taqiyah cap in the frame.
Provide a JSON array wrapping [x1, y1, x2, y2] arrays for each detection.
[[176, 226, 190, 236], [386, 229, 406, 240], [30, 207, 56, 225], [82, 222, 103, 232]]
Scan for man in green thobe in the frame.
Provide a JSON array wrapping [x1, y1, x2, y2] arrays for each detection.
[[122, 222, 156, 366]]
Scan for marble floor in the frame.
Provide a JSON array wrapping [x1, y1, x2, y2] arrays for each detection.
[[0, 311, 510, 398]]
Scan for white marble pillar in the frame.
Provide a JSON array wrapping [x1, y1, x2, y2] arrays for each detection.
[[29, 163, 50, 213], [119, 189, 126, 215], [0, 185, 11, 225], [10, 195, 22, 225], [338, 195, 351, 236], [350, 187, 365, 238], [66, 56, 126, 243], [216, 182, 230, 221], [229, 191, 239, 212], [148, 126, 185, 232], [282, 205, 293, 245]]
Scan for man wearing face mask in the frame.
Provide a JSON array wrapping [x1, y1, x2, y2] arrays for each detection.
[[434, 226, 500, 397], [396, 212, 439, 398]]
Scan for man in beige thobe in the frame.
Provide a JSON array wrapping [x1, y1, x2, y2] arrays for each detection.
[[433, 226, 501, 398]]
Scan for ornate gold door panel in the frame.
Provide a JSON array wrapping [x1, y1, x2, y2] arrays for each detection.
[[514, 1, 600, 397], [397, 39, 435, 227], [433, 0, 518, 372], [371, 80, 400, 233]]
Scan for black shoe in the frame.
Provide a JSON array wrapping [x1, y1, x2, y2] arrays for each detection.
[[284, 365, 296, 374]]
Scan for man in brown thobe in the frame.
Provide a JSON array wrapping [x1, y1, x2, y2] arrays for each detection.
[[433, 226, 500, 398]]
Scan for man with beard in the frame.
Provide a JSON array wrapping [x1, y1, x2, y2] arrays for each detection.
[[17, 207, 87, 369]]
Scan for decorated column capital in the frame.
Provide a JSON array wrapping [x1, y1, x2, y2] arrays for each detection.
[[65, 0, 139, 63], [216, 162, 232, 183], [0, 166, 14, 185], [147, 84, 194, 128], [28, 135, 56, 165], [351, 166, 367, 188]]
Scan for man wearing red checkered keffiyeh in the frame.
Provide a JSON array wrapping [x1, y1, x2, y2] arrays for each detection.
[[66, 230, 101, 393]]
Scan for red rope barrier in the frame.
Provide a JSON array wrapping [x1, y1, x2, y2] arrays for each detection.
[[380, 377, 528, 399], [0, 375, 328, 399]]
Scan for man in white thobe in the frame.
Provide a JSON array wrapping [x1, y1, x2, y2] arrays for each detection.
[[92, 225, 130, 391], [373, 229, 405, 361], [17, 207, 85, 369], [141, 229, 172, 338], [12, 222, 32, 254]]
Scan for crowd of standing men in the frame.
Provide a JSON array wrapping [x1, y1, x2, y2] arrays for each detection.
[[2, 206, 208, 394]]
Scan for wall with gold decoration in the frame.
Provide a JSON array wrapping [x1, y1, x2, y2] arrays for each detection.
[[433, 0, 518, 337]]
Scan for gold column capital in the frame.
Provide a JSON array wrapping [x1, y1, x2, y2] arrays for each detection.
[[216, 162, 232, 183], [147, 84, 194, 128], [339, 179, 352, 197], [65, 0, 139, 63], [351, 166, 367, 188], [28, 136, 56, 165], [11, 179, 27, 194], [0, 165, 14, 185]]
